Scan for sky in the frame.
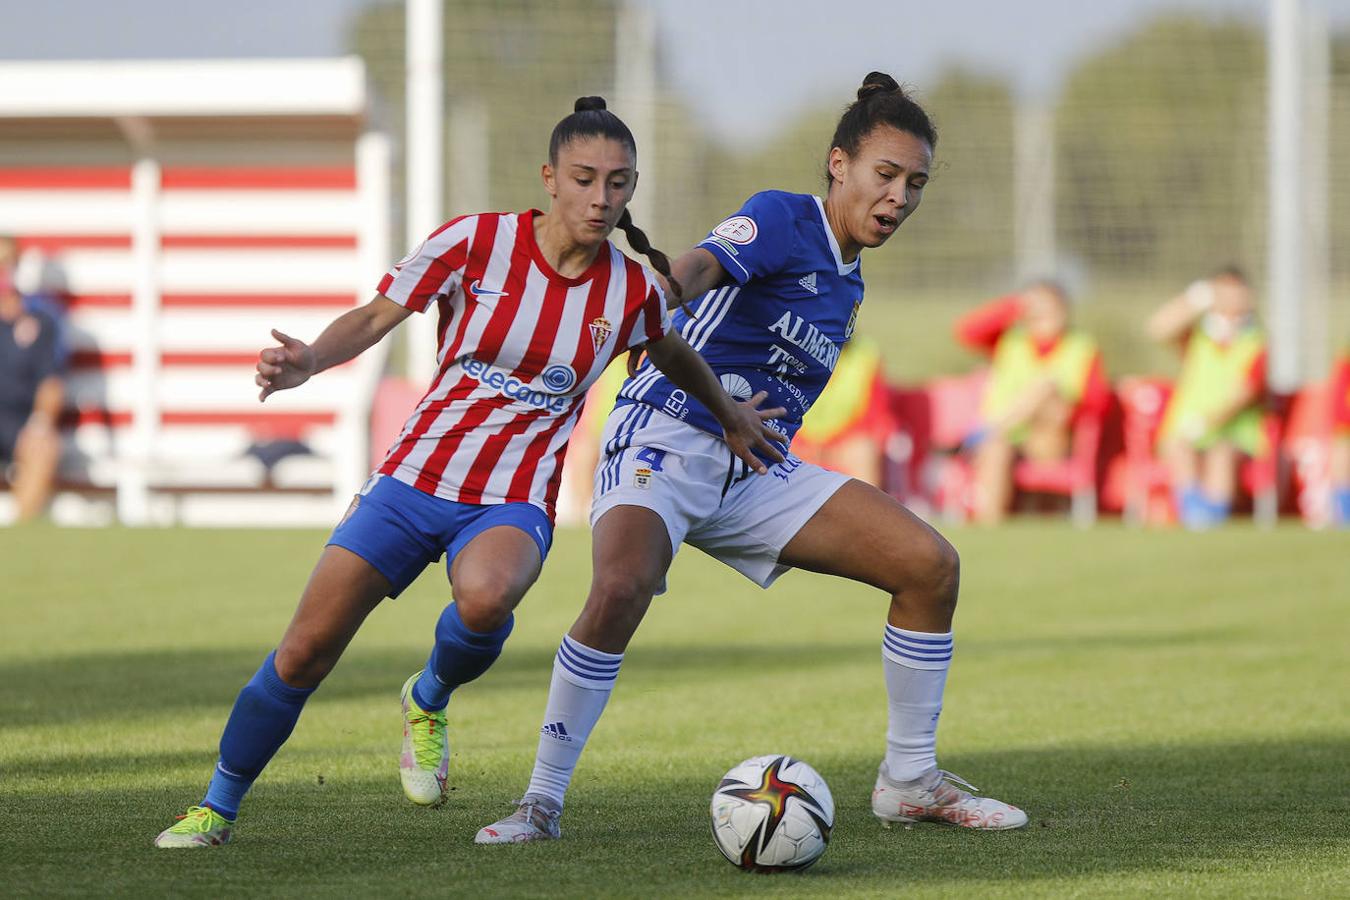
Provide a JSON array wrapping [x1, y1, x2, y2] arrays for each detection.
[[2, 0, 1346, 143]]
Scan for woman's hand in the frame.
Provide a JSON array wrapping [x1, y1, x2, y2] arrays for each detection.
[[642, 331, 786, 474], [721, 391, 787, 474], [256, 329, 317, 401]]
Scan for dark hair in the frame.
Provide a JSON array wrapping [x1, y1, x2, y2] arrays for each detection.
[[549, 96, 684, 306], [825, 72, 937, 186], [548, 96, 635, 167]]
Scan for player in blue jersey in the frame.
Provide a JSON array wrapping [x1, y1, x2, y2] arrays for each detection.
[[477, 73, 1027, 844]]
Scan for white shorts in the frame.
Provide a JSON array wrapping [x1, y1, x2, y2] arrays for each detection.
[[590, 404, 851, 590]]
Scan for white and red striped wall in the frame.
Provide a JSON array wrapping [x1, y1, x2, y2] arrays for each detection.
[[0, 143, 392, 524]]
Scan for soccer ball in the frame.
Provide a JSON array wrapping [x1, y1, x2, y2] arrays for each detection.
[[710, 755, 834, 872]]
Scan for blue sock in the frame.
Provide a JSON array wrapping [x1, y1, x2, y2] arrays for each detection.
[[411, 603, 513, 711], [201, 651, 315, 820], [1202, 495, 1230, 525], [1333, 487, 1350, 527], [1177, 487, 1208, 529]]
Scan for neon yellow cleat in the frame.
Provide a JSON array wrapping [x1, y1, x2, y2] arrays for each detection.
[[400, 673, 449, 806], [153, 805, 234, 848]]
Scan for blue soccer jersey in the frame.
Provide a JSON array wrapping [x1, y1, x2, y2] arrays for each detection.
[[616, 190, 864, 446]]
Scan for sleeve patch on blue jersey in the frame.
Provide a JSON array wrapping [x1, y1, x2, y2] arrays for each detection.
[[712, 216, 758, 245]]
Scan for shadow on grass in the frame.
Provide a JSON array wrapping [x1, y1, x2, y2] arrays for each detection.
[[2, 736, 1347, 896], [0, 643, 870, 729], [0, 623, 1247, 729]]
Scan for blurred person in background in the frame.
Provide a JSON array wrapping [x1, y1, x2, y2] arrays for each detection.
[[0, 236, 70, 367], [790, 333, 894, 486], [0, 239, 65, 522], [1330, 348, 1350, 527], [955, 281, 1108, 524], [1147, 266, 1266, 529]]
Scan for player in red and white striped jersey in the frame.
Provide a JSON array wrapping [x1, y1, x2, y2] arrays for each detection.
[[154, 97, 785, 848], [373, 207, 670, 518]]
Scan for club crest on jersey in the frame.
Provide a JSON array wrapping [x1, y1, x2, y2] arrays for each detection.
[[845, 299, 861, 340], [633, 467, 653, 489], [712, 215, 758, 245], [542, 364, 578, 394], [589, 316, 613, 353]]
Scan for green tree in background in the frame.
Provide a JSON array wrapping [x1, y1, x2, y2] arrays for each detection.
[[1055, 16, 1265, 285], [689, 71, 1015, 301], [352, 0, 619, 233], [346, 6, 1346, 380], [894, 70, 1015, 296], [1332, 34, 1350, 290]]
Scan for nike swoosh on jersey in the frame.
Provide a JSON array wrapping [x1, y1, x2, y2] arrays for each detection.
[[468, 280, 509, 301]]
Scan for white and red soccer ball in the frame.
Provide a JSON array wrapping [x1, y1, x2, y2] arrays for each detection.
[[710, 755, 834, 872]]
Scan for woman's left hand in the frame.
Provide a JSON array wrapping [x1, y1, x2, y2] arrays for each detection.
[[722, 391, 787, 474]]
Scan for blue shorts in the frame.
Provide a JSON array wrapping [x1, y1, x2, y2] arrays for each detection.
[[327, 474, 553, 598]]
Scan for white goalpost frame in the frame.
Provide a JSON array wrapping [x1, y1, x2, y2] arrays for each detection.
[[1266, 0, 1304, 395], [405, 0, 444, 385], [615, 0, 659, 228], [338, 130, 395, 515], [118, 153, 162, 526]]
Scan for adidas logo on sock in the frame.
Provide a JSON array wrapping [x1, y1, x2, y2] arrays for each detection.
[[541, 721, 573, 742], [797, 272, 818, 294]]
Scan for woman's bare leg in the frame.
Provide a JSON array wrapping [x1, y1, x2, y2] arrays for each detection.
[[477, 505, 673, 841], [778, 480, 1025, 829], [155, 546, 392, 845]]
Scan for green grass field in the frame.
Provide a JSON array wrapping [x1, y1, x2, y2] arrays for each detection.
[[2, 523, 1347, 898]]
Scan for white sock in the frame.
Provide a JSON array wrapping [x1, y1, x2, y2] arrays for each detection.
[[882, 624, 953, 782], [524, 635, 623, 808]]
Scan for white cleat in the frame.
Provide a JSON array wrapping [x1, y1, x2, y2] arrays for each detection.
[[872, 762, 1028, 830], [399, 673, 449, 807], [474, 795, 562, 844]]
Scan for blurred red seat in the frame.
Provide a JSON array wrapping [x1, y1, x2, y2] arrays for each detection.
[[887, 368, 1107, 524], [1011, 393, 1111, 527], [1280, 381, 1332, 526]]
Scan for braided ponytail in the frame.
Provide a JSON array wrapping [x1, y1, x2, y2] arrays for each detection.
[[617, 207, 692, 317]]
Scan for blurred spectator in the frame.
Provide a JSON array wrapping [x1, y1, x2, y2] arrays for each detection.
[[0, 236, 69, 368], [1, 243, 66, 522], [792, 335, 893, 487], [956, 281, 1108, 524], [1331, 348, 1350, 528], [1147, 266, 1266, 529]]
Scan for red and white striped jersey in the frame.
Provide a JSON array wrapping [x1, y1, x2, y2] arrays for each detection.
[[375, 210, 671, 518]]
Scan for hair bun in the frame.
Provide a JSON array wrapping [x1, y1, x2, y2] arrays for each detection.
[[857, 72, 901, 101], [574, 96, 607, 113]]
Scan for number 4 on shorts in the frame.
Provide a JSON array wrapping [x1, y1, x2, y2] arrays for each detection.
[[635, 447, 667, 471]]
